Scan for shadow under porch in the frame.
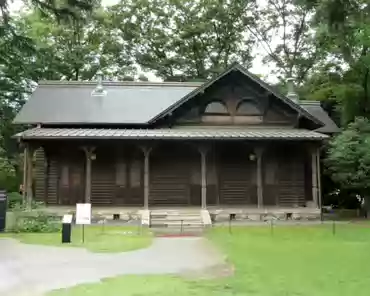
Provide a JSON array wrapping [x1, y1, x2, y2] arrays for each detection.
[[28, 140, 320, 209]]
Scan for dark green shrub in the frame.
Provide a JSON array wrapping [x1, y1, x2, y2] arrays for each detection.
[[14, 210, 61, 233], [7, 192, 23, 209]]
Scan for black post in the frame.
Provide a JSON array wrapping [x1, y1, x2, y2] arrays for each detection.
[[62, 222, 72, 243], [229, 214, 232, 234], [82, 224, 85, 243], [61, 214, 72, 243], [180, 219, 183, 233], [0, 190, 7, 232]]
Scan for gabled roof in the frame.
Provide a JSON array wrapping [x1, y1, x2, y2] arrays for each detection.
[[300, 101, 340, 133], [14, 81, 201, 125], [149, 63, 323, 127], [14, 63, 336, 132]]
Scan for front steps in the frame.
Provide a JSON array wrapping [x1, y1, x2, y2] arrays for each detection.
[[149, 209, 209, 232]]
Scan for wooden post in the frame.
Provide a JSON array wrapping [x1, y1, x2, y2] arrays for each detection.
[[22, 147, 27, 204], [82, 147, 95, 204], [199, 146, 208, 209], [316, 147, 322, 209], [26, 145, 35, 210], [255, 147, 264, 208], [311, 147, 318, 207], [141, 146, 152, 209], [44, 150, 50, 205]]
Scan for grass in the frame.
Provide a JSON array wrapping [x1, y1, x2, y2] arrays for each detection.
[[49, 223, 370, 296], [1, 225, 152, 253]]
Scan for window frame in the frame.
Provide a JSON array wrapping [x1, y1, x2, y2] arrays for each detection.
[[203, 100, 229, 116], [235, 99, 263, 116]]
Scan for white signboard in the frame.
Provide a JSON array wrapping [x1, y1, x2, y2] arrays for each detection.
[[76, 203, 91, 225], [62, 214, 73, 224]]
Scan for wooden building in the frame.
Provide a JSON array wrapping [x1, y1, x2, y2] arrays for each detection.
[[14, 63, 338, 216]]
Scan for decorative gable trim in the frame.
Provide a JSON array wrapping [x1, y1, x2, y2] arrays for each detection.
[[149, 63, 324, 128]]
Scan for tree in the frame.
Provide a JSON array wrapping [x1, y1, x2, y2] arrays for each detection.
[[108, 0, 256, 81], [16, 7, 135, 81], [304, 0, 370, 124], [326, 117, 370, 212], [248, 0, 325, 83]]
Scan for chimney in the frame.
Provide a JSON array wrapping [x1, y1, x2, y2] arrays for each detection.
[[286, 77, 299, 103], [91, 70, 107, 96]]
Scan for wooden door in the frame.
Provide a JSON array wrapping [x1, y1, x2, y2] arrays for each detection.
[[58, 160, 85, 205], [217, 145, 257, 205], [149, 145, 192, 206]]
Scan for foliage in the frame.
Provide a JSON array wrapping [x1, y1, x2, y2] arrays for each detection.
[[248, 0, 325, 83], [14, 212, 61, 233], [11, 209, 61, 233], [108, 0, 256, 81], [15, 6, 135, 81], [326, 117, 370, 201], [7, 191, 23, 209]]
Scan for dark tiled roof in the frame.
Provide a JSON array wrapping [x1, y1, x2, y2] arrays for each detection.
[[14, 81, 201, 125], [15, 127, 328, 141], [300, 101, 340, 134], [13, 64, 338, 133]]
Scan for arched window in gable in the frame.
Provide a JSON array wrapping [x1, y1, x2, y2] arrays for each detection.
[[236, 100, 262, 116], [204, 101, 229, 115]]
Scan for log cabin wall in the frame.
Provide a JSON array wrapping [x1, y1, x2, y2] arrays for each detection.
[[33, 140, 314, 207]]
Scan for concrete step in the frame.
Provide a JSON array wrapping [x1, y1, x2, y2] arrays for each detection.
[[150, 220, 203, 225], [151, 227, 204, 235], [149, 209, 203, 228]]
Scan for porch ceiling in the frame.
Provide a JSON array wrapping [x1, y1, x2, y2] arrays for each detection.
[[15, 127, 328, 141]]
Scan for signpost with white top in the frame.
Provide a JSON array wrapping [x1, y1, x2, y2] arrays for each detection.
[[76, 203, 91, 243]]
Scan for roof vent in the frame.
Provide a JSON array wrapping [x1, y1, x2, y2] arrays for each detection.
[[91, 70, 107, 97], [286, 77, 299, 103]]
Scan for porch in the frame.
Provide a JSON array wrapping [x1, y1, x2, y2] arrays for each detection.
[[19, 127, 325, 212]]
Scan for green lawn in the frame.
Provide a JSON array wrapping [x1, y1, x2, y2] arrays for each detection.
[[1, 225, 152, 252], [49, 223, 370, 296]]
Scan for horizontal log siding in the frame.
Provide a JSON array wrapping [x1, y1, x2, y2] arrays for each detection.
[[217, 144, 257, 205], [48, 156, 59, 204], [34, 148, 45, 203], [91, 153, 115, 205], [276, 149, 306, 207], [149, 145, 195, 206]]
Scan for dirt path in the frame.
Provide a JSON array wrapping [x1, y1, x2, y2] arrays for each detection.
[[0, 237, 224, 296]]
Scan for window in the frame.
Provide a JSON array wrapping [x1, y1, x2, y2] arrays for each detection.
[[204, 101, 229, 115], [236, 100, 262, 116], [116, 162, 127, 186]]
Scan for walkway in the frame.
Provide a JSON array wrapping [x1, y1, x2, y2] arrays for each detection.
[[0, 237, 224, 296]]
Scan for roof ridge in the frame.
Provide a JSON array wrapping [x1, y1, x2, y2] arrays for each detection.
[[38, 81, 203, 88], [300, 100, 321, 106]]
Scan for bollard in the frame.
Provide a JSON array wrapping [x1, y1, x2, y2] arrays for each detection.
[[229, 214, 232, 234], [180, 219, 183, 233], [61, 214, 73, 243]]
